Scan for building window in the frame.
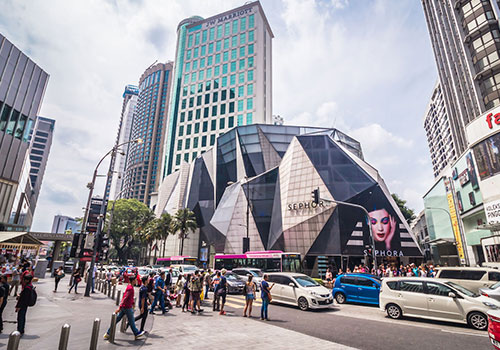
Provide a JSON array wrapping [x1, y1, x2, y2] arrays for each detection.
[[222, 77, 228, 87], [240, 17, 247, 31], [210, 134, 216, 145], [208, 43, 214, 54], [239, 59, 245, 70], [202, 29, 207, 42], [204, 108, 209, 118], [221, 104, 226, 115], [212, 105, 217, 116], [193, 137, 199, 148], [247, 98, 253, 109], [228, 116, 234, 128], [247, 83, 253, 95], [230, 74, 236, 85], [473, 132, 500, 180], [185, 138, 191, 149], [240, 33, 246, 44], [248, 30, 254, 42], [224, 38, 230, 50], [210, 27, 215, 40], [231, 61, 237, 72], [179, 125, 184, 136], [187, 124, 192, 135], [203, 121, 208, 132], [216, 40, 222, 52], [177, 140, 182, 150], [248, 56, 254, 68], [248, 44, 254, 55], [194, 123, 200, 133], [217, 24, 223, 39], [202, 135, 207, 147], [220, 118, 225, 129], [248, 70, 254, 81], [237, 114, 244, 126], [238, 86, 244, 97], [249, 14, 254, 28], [211, 120, 217, 130], [229, 102, 235, 113], [232, 35, 238, 47], [246, 113, 253, 124], [239, 72, 245, 84], [184, 153, 189, 162]]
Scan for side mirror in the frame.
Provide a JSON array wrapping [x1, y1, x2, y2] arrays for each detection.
[[373, 284, 379, 289], [289, 282, 295, 288], [448, 292, 456, 298]]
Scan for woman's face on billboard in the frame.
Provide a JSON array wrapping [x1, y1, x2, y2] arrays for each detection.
[[369, 209, 392, 242]]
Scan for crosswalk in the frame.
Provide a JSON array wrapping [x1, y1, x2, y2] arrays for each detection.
[[206, 295, 263, 309]]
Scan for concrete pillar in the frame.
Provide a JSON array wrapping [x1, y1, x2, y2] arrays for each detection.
[[53, 240, 62, 261]]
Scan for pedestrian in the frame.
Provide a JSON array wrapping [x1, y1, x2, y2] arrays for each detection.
[[53, 266, 65, 292], [190, 271, 203, 314], [150, 271, 167, 314], [9, 265, 20, 296], [147, 272, 155, 304], [182, 274, 192, 312], [212, 271, 221, 311], [260, 274, 274, 321], [175, 274, 184, 307], [0, 275, 9, 332], [87, 264, 97, 293], [16, 274, 34, 335], [104, 275, 145, 341], [216, 269, 228, 315], [134, 276, 150, 333], [106, 268, 113, 289], [243, 274, 256, 317], [204, 269, 212, 300], [68, 268, 81, 294]]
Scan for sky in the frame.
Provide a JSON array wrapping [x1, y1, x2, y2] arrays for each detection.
[[0, 0, 438, 232]]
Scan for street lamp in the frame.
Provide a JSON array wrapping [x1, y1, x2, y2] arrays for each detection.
[[82, 138, 142, 297], [425, 206, 466, 266]]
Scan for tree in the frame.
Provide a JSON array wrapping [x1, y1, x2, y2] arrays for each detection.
[[105, 198, 154, 265], [156, 213, 173, 257], [172, 208, 198, 256], [391, 193, 416, 223]]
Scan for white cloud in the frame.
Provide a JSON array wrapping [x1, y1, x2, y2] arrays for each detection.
[[0, 0, 438, 231]]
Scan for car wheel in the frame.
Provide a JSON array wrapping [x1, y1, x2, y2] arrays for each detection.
[[335, 292, 346, 304], [386, 304, 402, 319], [468, 312, 488, 330], [298, 297, 309, 311]]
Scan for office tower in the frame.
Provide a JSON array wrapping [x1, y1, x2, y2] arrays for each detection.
[[162, 1, 273, 177], [422, 0, 500, 153], [122, 62, 173, 205], [424, 82, 458, 177], [107, 85, 139, 200], [51, 215, 81, 234], [0, 33, 49, 229]]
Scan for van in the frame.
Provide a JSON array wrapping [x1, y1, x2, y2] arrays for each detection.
[[171, 264, 197, 275], [435, 267, 500, 293]]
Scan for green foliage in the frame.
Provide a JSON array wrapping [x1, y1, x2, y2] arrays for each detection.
[[105, 198, 154, 264], [172, 208, 198, 255], [391, 193, 416, 223], [139, 212, 173, 262]]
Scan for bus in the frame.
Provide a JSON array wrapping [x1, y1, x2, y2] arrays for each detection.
[[156, 256, 198, 267], [213, 251, 302, 272]]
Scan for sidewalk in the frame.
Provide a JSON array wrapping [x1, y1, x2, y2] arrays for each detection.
[[0, 276, 356, 349]]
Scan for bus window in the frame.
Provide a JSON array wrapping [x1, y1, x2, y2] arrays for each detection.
[[282, 255, 302, 273]]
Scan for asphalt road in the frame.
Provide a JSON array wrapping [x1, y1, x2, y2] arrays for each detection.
[[219, 294, 492, 350]]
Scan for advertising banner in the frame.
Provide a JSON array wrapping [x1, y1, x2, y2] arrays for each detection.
[[485, 199, 500, 224], [444, 178, 466, 263]]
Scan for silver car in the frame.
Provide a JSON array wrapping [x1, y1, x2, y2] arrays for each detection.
[[480, 281, 500, 302], [231, 268, 263, 291]]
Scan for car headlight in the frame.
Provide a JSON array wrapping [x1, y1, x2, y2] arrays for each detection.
[[309, 291, 320, 297], [483, 301, 499, 309]]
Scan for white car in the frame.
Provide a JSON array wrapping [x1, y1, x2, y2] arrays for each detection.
[[266, 272, 334, 311], [379, 277, 500, 330]]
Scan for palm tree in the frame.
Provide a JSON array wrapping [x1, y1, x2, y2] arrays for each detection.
[[156, 213, 173, 257], [172, 208, 198, 256]]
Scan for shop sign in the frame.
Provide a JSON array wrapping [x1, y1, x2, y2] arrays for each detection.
[[204, 7, 253, 27], [485, 199, 500, 224], [458, 169, 470, 187], [467, 106, 500, 146], [444, 178, 466, 261], [287, 201, 325, 211]]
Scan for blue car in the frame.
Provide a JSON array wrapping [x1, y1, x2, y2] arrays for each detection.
[[332, 273, 381, 305]]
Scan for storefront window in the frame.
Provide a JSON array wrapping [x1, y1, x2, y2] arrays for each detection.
[[473, 132, 500, 179]]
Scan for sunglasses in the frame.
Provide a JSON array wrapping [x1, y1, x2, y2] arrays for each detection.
[[370, 216, 389, 225]]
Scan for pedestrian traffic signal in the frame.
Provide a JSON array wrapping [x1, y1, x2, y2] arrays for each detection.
[[311, 188, 320, 205]]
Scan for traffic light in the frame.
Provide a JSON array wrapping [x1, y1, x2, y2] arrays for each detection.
[[311, 188, 320, 205], [96, 233, 110, 261]]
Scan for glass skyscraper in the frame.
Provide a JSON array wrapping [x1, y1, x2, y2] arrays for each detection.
[[122, 62, 173, 205], [162, 1, 273, 177]]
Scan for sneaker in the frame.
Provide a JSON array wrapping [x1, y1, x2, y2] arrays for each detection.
[[243, 314, 247, 317], [135, 331, 146, 340], [103, 333, 110, 340], [198, 309, 204, 312], [219, 311, 226, 315]]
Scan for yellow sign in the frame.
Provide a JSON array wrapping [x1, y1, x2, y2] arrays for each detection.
[[446, 192, 465, 260]]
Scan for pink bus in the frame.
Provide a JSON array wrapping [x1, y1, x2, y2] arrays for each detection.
[[213, 251, 302, 272], [156, 256, 197, 267]]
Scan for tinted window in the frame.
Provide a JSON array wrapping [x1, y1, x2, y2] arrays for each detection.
[[399, 281, 424, 293], [426, 282, 453, 296], [340, 276, 357, 285], [386, 281, 399, 290], [489, 272, 500, 282], [281, 276, 294, 286], [267, 275, 281, 284], [439, 270, 461, 279], [461, 270, 486, 280], [357, 278, 375, 287]]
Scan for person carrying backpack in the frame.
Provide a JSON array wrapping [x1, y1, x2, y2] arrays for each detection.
[[16, 274, 35, 335]]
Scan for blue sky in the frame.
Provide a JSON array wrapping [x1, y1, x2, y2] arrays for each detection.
[[0, 0, 437, 231]]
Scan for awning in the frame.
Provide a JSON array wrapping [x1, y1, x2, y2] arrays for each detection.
[[0, 231, 43, 246], [428, 238, 456, 245]]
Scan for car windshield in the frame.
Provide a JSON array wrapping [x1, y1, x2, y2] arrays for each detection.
[[226, 274, 241, 281], [446, 282, 479, 297], [491, 281, 500, 290], [138, 269, 149, 275], [249, 269, 263, 277], [294, 275, 320, 287], [183, 266, 197, 272]]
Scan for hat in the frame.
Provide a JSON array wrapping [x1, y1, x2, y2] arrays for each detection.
[[221, 268, 227, 275]]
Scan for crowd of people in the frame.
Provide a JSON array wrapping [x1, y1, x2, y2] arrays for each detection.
[[104, 267, 275, 341], [325, 263, 437, 283]]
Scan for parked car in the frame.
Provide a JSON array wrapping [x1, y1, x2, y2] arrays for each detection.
[[231, 268, 263, 290], [434, 267, 500, 293], [488, 309, 500, 349], [380, 277, 500, 330], [333, 273, 381, 305], [225, 272, 246, 294], [171, 264, 197, 275], [480, 281, 500, 302], [267, 272, 334, 311]]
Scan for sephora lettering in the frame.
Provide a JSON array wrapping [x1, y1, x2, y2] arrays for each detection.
[[287, 201, 325, 211]]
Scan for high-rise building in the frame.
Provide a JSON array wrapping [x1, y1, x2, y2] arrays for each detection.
[[122, 63, 173, 205], [107, 85, 139, 200], [0, 33, 49, 229], [51, 215, 81, 234], [422, 0, 500, 154], [423, 82, 458, 177], [162, 1, 273, 177]]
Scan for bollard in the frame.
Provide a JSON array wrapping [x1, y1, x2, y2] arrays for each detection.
[[7, 331, 21, 350], [112, 285, 116, 299], [120, 316, 127, 333], [89, 318, 100, 350], [108, 283, 112, 297], [116, 290, 121, 306], [58, 324, 71, 350], [103, 281, 107, 295], [109, 313, 117, 344]]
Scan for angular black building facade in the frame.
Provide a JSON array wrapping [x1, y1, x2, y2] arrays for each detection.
[[154, 124, 422, 273]]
